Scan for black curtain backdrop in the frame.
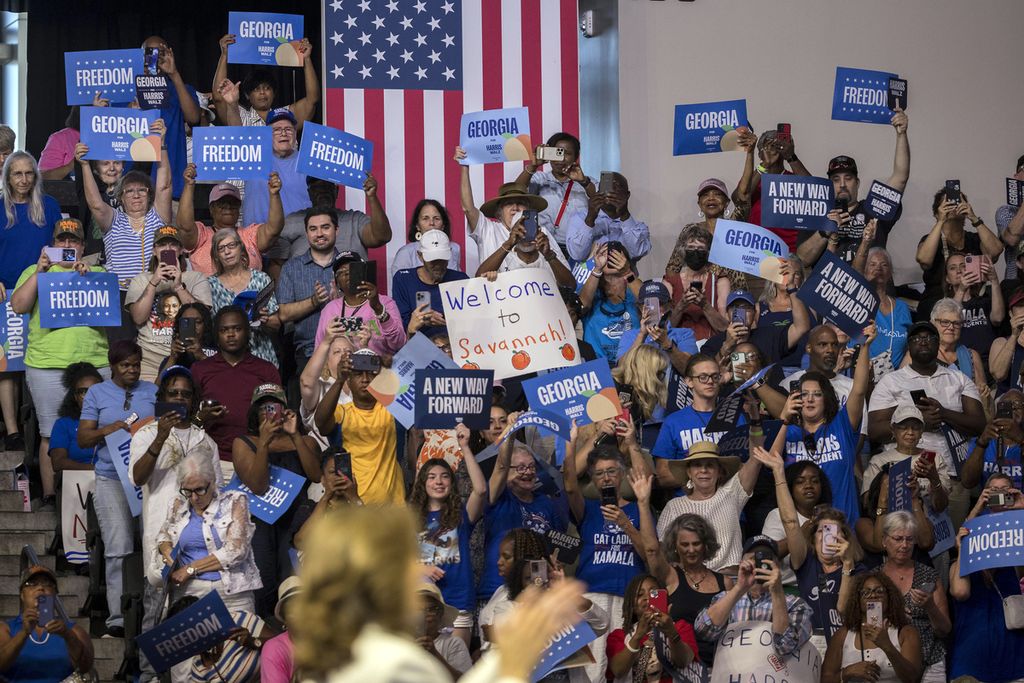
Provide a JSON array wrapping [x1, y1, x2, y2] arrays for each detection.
[[22, 0, 322, 156]]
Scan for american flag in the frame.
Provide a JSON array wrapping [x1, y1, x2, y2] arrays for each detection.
[[322, 0, 580, 291]]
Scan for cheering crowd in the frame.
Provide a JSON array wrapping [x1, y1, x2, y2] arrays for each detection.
[[0, 20, 1023, 683]]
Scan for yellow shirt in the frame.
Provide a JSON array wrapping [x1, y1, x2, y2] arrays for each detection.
[[333, 401, 405, 505]]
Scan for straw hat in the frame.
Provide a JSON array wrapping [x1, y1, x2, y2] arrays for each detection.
[[479, 182, 548, 218], [666, 441, 741, 489]]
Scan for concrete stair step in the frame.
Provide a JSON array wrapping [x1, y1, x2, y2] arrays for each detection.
[[0, 471, 18, 489], [0, 491, 28, 511], [91, 635, 125, 660], [0, 590, 85, 616], [0, 510, 58, 531], [0, 452, 24, 469], [0, 554, 55, 576], [0, 531, 50, 555], [94, 651, 122, 681]]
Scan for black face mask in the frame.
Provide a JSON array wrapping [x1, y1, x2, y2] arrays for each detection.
[[684, 249, 709, 271]]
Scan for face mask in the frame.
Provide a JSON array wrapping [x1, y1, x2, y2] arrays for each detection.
[[684, 249, 709, 270]]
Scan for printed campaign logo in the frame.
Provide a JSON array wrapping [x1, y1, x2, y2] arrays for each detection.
[[832, 66, 898, 125], [0, 302, 27, 372], [104, 430, 143, 517], [228, 11, 304, 66], [38, 271, 121, 329], [137, 591, 233, 672], [532, 622, 598, 682], [193, 127, 272, 181], [459, 107, 533, 164], [572, 259, 595, 293], [865, 180, 903, 221], [1007, 178, 1024, 209], [673, 99, 749, 156], [522, 359, 622, 427], [81, 106, 160, 162], [960, 510, 1024, 576], [297, 121, 373, 189], [888, 458, 913, 512], [369, 332, 458, 429], [707, 219, 789, 283], [135, 75, 170, 111], [64, 49, 142, 105], [414, 368, 493, 429], [760, 174, 834, 231], [796, 251, 878, 340], [224, 466, 305, 524], [499, 410, 572, 443]]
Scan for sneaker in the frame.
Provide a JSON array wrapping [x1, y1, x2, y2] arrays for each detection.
[[102, 626, 125, 639], [3, 432, 24, 452], [38, 495, 56, 511]]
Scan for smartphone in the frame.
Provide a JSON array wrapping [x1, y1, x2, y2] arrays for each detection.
[[988, 492, 1010, 508], [945, 179, 961, 204], [753, 549, 772, 583], [199, 399, 220, 410], [154, 401, 187, 420], [521, 209, 539, 242], [964, 254, 982, 282], [649, 589, 668, 614], [803, 432, 817, 455], [918, 581, 936, 595], [865, 600, 883, 628], [177, 316, 197, 342], [415, 290, 432, 310], [44, 247, 76, 263], [776, 123, 791, 143], [528, 559, 549, 588], [789, 380, 801, 394], [834, 196, 849, 213], [689, 280, 703, 292], [997, 401, 1014, 420], [920, 450, 936, 466], [124, 412, 139, 426], [599, 485, 618, 508], [144, 46, 160, 76], [37, 595, 55, 626], [262, 403, 283, 422], [643, 296, 660, 322], [731, 351, 748, 378], [535, 145, 565, 162], [351, 352, 382, 373], [599, 172, 614, 195], [347, 261, 369, 290], [159, 250, 177, 267], [820, 522, 838, 558], [333, 448, 353, 480], [732, 307, 747, 326], [910, 389, 927, 406]]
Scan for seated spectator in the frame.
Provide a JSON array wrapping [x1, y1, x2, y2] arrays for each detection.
[[166, 596, 270, 683], [615, 281, 697, 372], [49, 363, 102, 473], [126, 225, 213, 381], [314, 349, 405, 505], [260, 577, 302, 683], [700, 286, 811, 372], [39, 104, 86, 180], [479, 528, 547, 649], [0, 564, 93, 682], [393, 230, 469, 338], [290, 450, 362, 550], [663, 224, 731, 340], [990, 289, 1024, 391], [755, 254, 806, 375], [241, 109, 312, 224], [314, 252, 406, 357], [760, 461, 833, 587], [414, 583, 473, 678], [515, 131, 595, 248], [580, 241, 640, 360], [733, 128, 810, 250], [666, 178, 744, 269], [961, 391, 1024, 490], [177, 166, 285, 275], [156, 452, 261, 613], [208, 228, 281, 367], [565, 171, 650, 262], [821, 572, 922, 683], [606, 573, 698, 682], [390, 199, 463, 280], [853, 242, 912, 381], [161, 302, 216, 372], [298, 331, 354, 445]]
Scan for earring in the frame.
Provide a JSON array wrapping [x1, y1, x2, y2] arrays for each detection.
[[697, 210, 705, 219], [685, 480, 694, 491], [724, 207, 732, 219], [414, 231, 422, 241]]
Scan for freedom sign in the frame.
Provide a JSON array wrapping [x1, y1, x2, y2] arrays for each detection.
[[440, 268, 580, 380], [959, 510, 1024, 576], [80, 106, 161, 162], [136, 591, 234, 672], [369, 333, 459, 429], [297, 121, 373, 189], [759, 174, 834, 231], [414, 368, 493, 429], [193, 127, 273, 181], [228, 11, 305, 66], [522, 359, 622, 427], [0, 302, 28, 372], [709, 621, 821, 683], [39, 271, 121, 329], [224, 466, 305, 524], [888, 458, 913, 512], [104, 430, 143, 517], [832, 66, 899, 124], [531, 621, 598, 682], [459, 107, 533, 165], [672, 99, 749, 155], [865, 179, 903, 221], [796, 251, 878, 340], [707, 219, 789, 284], [64, 49, 141, 105]]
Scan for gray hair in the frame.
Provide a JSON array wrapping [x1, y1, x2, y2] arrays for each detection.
[[661, 513, 721, 565], [930, 298, 963, 323], [866, 247, 892, 270], [760, 253, 805, 302], [881, 510, 917, 538], [2, 151, 45, 228], [0, 125, 14, 153], [176, 453, 218, 493], [210, 228, 249, 274]]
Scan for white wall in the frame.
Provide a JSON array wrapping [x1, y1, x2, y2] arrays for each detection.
[[618, 0, 1024, 285]]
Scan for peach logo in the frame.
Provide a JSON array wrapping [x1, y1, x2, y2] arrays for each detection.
[[367, 368, 402, 407], [501, 133, 533, 162], [129, 132, 161, 162], [274, 39, 303, 67], [719, 125, 749, 152], [582, 387, 620, 422], [757, 255, 788, 283]]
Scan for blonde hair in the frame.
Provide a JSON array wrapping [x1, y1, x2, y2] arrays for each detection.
[[611, 342, 668, 420], [291, 505, 419, 677]]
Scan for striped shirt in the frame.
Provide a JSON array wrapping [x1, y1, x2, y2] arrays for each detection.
[[104, 208, 161, 289], [189, 610, 265, 683], [694, 590, 813, 657]]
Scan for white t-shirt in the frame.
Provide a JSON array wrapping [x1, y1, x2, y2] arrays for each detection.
[[433, 632, 473, 674], [470, 213, 569, 274], [761, 507, 809, 586], [861, 447, 952, 500], [656, 475, 751, 572]]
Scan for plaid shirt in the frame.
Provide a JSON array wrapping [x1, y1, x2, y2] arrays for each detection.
[[694, 589, 813, 657]]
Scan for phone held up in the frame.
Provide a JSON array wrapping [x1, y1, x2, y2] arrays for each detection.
[[535, 145, 565, 162], [819, 522, 839, 558]]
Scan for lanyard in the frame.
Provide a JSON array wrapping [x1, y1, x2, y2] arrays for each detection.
[[553, 180, 575, 229]]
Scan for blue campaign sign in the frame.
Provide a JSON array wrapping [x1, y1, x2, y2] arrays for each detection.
[[228, 12, 305, 66], [369, 332, 459, 429], [760, 174, 834, 231], [796, 251, 878, 340], [193, 127, 273, 182], [0, 302, 28, 372], [414, 368, 493, 429], [672, 99, 749, 156], [888, 458, 913, 512], [80, 106, 161, 162], [572, 259, 595, 293], [832, 66, 898, 125], [718, 420, 784, 460], [864, 180, 903, 221], [665, 369, 694, 417], [137, 591, 233, 672], [707, 219, 789, 283], [39, 271, 121, 329], [499, 410, 572, 443], [296, 121, 373, 189], [522, 359, 622, 427], [104, 430, 143, 517], [459, 107, 533, 165], [531, 621, 598, 682], [135, 75, 171, 111], [223, 466, 305, 524], [959, 510, 1024, 576], [64, 49, 141, 105]]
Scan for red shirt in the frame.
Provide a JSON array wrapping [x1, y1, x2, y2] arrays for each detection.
[[191, 352, 281, 459], [749, 169, 799, 251], [605, 618, 700, 682]]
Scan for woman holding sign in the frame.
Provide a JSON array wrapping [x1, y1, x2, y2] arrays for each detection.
[[852, 241, 912, 381]]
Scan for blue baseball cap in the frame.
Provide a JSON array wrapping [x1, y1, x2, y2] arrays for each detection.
[[159, 365, 192, 383], [266, 107, 297, 127], [639, 280, 670, 303], [726, 290, 755, 307]]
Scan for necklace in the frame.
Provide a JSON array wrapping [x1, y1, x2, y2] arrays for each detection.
[[681, 566, 707, 589], [28, 629, 49, 645], [128, 214, 146, 233]]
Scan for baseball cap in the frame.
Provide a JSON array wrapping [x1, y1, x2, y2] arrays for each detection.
[[639, 280, 671, 304], [209, 183, 241, 204], [251, 383, 287, 405], [726, 290, 755, 307], [332, 251, 364, 272], [697, 178, 729, 197], [159, 365, 192, 383], [907, 321, 939, 338], [52, 218, 84, 241], [266, 107, 297, 127], [891, 404, 924, 425], [418, 230, 452, 262], [827, 155, 858, 178], [743, 535, 779, 557], [154, 225, 182, 245], [21, 564, 57, 588]]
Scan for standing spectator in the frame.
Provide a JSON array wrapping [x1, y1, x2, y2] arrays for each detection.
[[990, 290, 1024, 391], [260, 577, 302, 683], [161, 303, 216, 373], [390, 200, 463, 281], [961, 393, 1024, 490], [49, 363, 102, 473], [664, 224, 732, 341], [0, 125, 14, 167], [580, 241, 641, 360], [392, 230, 468, 339], [923, 298, 987, 394], [666, 178, 743, 271], [700, 285, 811, 371], [514, 132, 595, 248], [755, 254, 805, 375], [475, 207, 575, 287], [994, 154, 1024, 281], [39, 105, 84, 180], [733, 128, 810, 250], [614, 281, 697, 373], [760, 461, 833, 587], [298, 330, 354, 446], [289, 451, 362, 551], [565, 172, 651, 262], [241, 109, 312, 224], [781, 325, 864, 412], [1002, 243, 1024, 302], [853, 243, 912, 381]]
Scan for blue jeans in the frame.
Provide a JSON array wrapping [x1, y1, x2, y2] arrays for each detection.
[[93, 475, 136, 628]]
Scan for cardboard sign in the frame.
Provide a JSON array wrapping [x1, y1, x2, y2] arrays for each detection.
[[80, 106, 161, 162], [959, 510, 1024, 576], [796, 251, 878, 340], [925, 505, 956, 558], [223, 466, 305, 524], [1007, 178, 1024, 209], [60, 470, 94, 565], [887, 77, 908, 111], [0, 302, 28, 372], [717, 420, 784, 460], [705, 365, 775, 433], [522, 359, 621, 427], [498, 410, 572, 443], [531, 621, 598, 682], [193, 127, 273, 181], [134, 75, 170, 110], [459, 107, 532, 164], [672, 99, 749, 155], [832, 66, 899, 125], [227, 11, 304, 66], [888, 458, 913, 512], [38, 271, 121, 329], [296, 121, 373, 189], [369, 333, 459, 429], [665, 370, 694, 416], [440, 269, 580, 380], [760, 174, 835, 231], [104, 430, 143, 517], [136, 591, 233, 672], [709, 620, 822, 683], [64, 49, 141, 105], [865, 179, 903, 221], [707, 219, 789, 284], [413, 368, 493, 429]]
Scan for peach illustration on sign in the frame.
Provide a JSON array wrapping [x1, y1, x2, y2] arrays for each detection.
[[560, 344, 576, 362], [510, 350, 531, 371], [757, 255, 788, 284], [461, 361, 479, 370], [0, 353, 6, 373], [583, 387, 621, 422], [719, 125, 749, 152], [129, 132, 161, 162], [502, 133, 533, 162], [274, 38, 304, 67], [367, 368, 402, 406]]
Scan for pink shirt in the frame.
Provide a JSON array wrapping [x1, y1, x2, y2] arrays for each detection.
[[38, 128, 80, 173], [187, 221, 262, 275], [260, 633, 293, 683], [314, 295, 407, 356]]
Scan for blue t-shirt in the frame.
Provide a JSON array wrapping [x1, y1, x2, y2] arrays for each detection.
[[80, 379, 157, 480], [178, 510, 221, 581], [950, 568, 1024, 681], [582, 288, 637, 361], [48, 416, 94, 465], [420, 508, 476, 611], [152, 78, 199, 200], [651, 406, 740, 461], [479, 488, 566, 600], [2, 615, 74, 683], [392, 267, 469, 338], [872, 298, 912, 370], [0, 197, 63, 289], [977, 441, 1023, 490], [242, 152, 312, 225], [795, 553, 864, 640], [784, 405, 860, 523], [576, 498, 643, 596], [614, 322, 699, 362]]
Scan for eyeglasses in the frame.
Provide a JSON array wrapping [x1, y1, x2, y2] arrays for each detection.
[[123, 391, 134, 411], [688, 373, 721, 385], [908, 333, 937, 344], [179, 485, 209, 498], [592, 468, 621, 479], [933, 318, 962, 329], [217, 242, 242, 253], [122, 187, 148, 197], [860, 587, 886, 598], [272, 128, 295, 137], [165, 389, 193, 399], [887, 534, 915, 546], [512, 464, 537, 474]]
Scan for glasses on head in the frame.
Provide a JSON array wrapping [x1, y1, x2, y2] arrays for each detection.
[[689, 372, 721, 385], [592, 468, 621, 479], [860, 586, 886, 598], [179, 485, 209, 498], [217, 241, 242, 254], [123, 391, 134, 411], [512, 464, 537, 474], [933, 318, 962, 330]]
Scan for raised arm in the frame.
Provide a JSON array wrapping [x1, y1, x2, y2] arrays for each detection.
[[454, 147, 481, 231], [562, 422, 586, 523], [737, 396, 766, 494], [488, 413, 521, 504], [753, 439, 808, 569], [74, 144, 114, 231], [151, 119, 172, 223], [256, 172, 285, 252], [786, 282, 812, 350], [290, 39, 321, 129], [884, 107, 910, 192], [845, 324, 876, 429], [176, 164, 200, 251], [917, 202, 954, 271], [160, 48, 200, 125], [457, 423, 489, 523], [852, 220, 878, 275], [358, 175, 392, 248], [578, 245, 608, 311], [314, 356, 351, 436]]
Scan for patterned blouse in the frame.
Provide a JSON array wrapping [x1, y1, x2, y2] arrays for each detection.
[[904, 562, 945, 666], [208, 269, 280, 367]]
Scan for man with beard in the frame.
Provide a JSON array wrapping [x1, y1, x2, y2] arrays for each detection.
[[391, 230, 468, 339], [868, 321, 985, 528], [564, 172, 651, 263]]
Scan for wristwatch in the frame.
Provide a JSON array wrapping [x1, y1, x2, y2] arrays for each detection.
[[186, 566, 196, 577], [971, 217, 984, 227]]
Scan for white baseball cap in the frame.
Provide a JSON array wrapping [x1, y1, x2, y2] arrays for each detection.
[[891, 403, 924, 425], [418, 229, 452, 263]]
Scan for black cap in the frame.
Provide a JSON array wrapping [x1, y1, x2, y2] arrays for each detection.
[[827, 155, 858, 178], [907, 321, 939, 338], [332, 251, 364, 272], [743, 535, 779, 557]]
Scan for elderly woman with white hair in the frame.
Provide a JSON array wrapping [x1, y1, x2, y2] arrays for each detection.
[[878, 510, 950, 683], [853, 240, 913, 381], [155, 452, 261, 613], [901, 298, 985, 393]]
